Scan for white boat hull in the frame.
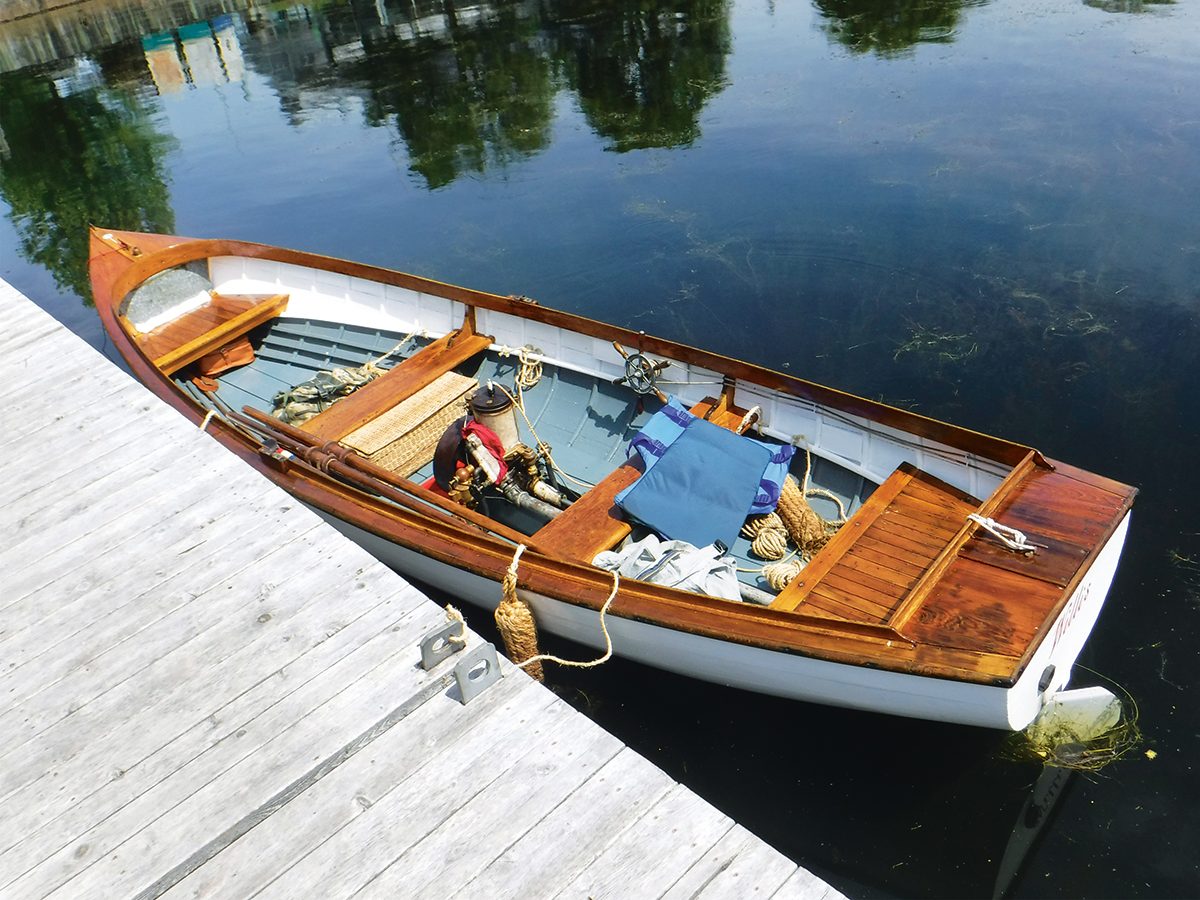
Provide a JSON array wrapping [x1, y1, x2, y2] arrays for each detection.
[[309, 507, 1132, 730]]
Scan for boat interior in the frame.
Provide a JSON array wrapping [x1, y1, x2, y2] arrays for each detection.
[[89, 228, 1140, 716], [120, 261, 1049, 633], [199, 311, 879, 597]]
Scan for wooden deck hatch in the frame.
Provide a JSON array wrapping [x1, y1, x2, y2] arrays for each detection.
[[769, 463, 979, 622]]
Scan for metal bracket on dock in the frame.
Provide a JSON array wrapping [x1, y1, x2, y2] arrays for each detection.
[[453, 643, 502, 704], [419, 623, 466, 670]]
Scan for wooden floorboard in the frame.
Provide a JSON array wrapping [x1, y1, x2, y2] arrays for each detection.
[[0, 279, 838, 900]]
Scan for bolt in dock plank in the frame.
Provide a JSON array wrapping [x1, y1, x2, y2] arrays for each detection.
[[0, 278, 842, 900]]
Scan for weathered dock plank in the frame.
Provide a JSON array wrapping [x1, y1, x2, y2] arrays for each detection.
[[0, 279, 840, 900], [452, 745, 676, 900]]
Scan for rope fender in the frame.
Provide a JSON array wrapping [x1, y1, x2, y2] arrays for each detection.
[[446, 544, 622, 681]]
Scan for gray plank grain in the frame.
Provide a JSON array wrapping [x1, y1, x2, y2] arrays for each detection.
[[663, 824, 799, 900], [452, 745, 676, 900], [554, 784, 736, 900], [0, 587, 431, 890]]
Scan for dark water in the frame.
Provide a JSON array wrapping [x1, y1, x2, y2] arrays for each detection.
[[2, 0, 1198, 895]]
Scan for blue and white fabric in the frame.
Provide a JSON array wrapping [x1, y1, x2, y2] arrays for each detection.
[[615, 397, 795, 549]]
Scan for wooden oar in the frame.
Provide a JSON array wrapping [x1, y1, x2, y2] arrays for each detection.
[[230, 405, 548, 553]]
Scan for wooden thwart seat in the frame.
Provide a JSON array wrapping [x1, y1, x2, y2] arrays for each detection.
[[300, 317, 493, 443], [134, 292, 290, 376]]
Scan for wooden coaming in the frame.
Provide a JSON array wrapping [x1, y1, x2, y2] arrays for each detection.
[[88, 227, 1137, 690]]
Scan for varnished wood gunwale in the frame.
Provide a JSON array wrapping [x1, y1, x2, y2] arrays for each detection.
[[93, 229, 1039, 469], [88, 227, 1137, 690]]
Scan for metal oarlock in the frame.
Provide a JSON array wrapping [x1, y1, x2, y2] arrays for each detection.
[[453, 643, 502, 704], [419, 622, 465, 670]]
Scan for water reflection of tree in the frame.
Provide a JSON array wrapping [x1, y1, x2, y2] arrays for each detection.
[[314, 0, 733, 182], [0, 68, 174, 300], [813, 0, 983, 58], [1083, 0, 1173, 13], [547, 0, 731, 151], [341, 1, 555, 188]]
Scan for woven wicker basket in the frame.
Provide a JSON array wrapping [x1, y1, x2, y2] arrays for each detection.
[[341, 371, 478, 476]]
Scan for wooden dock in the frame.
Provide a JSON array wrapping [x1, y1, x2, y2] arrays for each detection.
[[0, 278, 842, 899]]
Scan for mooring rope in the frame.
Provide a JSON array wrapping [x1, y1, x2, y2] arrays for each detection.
[[492, 544, 620, 679], [736, 405, 762, 435], [444, 603, 468, 646]]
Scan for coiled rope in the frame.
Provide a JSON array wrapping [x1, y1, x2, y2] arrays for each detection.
[[762, 559, 804, 591], [737, 449, 849, 590]]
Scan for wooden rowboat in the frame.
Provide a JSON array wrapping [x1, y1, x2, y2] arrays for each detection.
[[88, 227, 1136, 730]]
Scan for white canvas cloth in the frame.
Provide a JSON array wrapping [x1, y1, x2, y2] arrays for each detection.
[[593, 534, 742, 601]]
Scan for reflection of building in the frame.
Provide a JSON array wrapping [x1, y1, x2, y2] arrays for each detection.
[[213, 14, 245, 82], [142, 17, 247, 94], [181, 22, 225, 87], [143, 33, 187, 93], [0, 0, 245, 75], [50, 57, 103, 97]]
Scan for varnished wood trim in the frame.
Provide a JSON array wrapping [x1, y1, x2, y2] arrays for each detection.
[[150, 293, 289, 375], [87, 228, 1139, 688], [769, 463, 919, 612], [887, 451, 1037, 631]]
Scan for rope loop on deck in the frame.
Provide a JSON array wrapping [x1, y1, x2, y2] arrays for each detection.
[[967, 513, 1039, 555], [736, 405, 761, 435], [444, 604, 468, 646]]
